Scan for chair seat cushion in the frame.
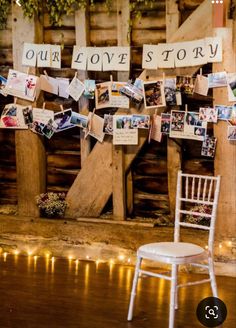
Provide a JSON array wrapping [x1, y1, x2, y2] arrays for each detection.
[[138, 242, 205, 258]]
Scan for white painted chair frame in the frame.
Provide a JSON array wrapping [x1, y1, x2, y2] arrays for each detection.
[[127, 170, 221, 328]]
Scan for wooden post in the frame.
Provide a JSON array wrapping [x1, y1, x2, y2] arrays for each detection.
[[75, 5, 91, 167], [112, 0, 130, 220], [166, 0, 180, 42], [213, 17, 236, 237], [12, 2, 46, 217]]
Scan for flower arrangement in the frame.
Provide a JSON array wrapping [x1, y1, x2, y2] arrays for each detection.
[[185, 204, 212, 226], [35, 192, 67, 218]]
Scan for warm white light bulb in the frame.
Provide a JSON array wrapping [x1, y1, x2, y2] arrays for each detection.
[[28, 251, 33, 256], [227, 241, 232, 247], [14, 250, 19, 255], [118, 255, 125, 261], [219, 243, 222, 249]]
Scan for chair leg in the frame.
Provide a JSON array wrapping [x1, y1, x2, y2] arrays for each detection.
[[208, 256, 218, 297], [127, 256, 142, 321], [174, 265, 179, 310], [169, 264, 177, 328]]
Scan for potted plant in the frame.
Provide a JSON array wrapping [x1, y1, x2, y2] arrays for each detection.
[[35, 192, 67, 218]]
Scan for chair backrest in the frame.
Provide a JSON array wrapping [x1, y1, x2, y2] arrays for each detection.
[[174, 170, 221, 254]]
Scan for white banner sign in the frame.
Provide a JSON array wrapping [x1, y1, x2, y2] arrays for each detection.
[[142, 37, 222, 69]]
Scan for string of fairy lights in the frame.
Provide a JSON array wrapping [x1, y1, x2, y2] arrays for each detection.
[[0, 239, 234, 270]]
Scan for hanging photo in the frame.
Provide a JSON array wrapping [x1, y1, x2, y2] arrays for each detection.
[[30, 107, 54, 135], [31, 121, 45, 135], [86, 112, 105, 143], [176, 76, 194, 95], [228, 106, 236, 126], [4, 69, 38, 101], [53, 109, 75, 132], [103, 114, 113, 135], [22, 106, 33, 125], [0, 104, 28, 129], [110, 82, 129, 108], [201, 136, 217, 158], [0, 75, 7, 94], [113, 115, 138, 145], [39, 74, 59, 95], [66, 76, 85, 101], [143, 80, 166, 108], [42, 118, 55, 139], [170, 110, 207, 141], [164, 78, 177, 106], [70, 112, 88, 128], [84, 79, 96, 99], [199, 107, 218, 123], [131, 114, 150, 129], [161, 113, 171, 134], [227, 73, 236, 102], [150, 114, 162, 142], [215, 105, 232, 120], [56, 78, 70, 99], [95, 82, 110, 109], [208, 72, 227, 88], [227, 126, 236, 140], [193, 74, 209, 96], [119, 82, 143, 104]]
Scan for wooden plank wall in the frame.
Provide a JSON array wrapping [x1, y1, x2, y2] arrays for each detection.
[[0, 0, 214, 218]]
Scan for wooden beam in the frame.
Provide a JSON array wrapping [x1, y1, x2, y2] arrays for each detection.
[[166, 0, 180, 42], [75, 5, 91, 167], [213, 21, 236, 238], [112, 0, 130, 220], [12, 2, 45, 217]]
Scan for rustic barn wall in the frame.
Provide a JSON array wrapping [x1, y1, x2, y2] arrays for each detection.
[[0, 0, 213, 218]]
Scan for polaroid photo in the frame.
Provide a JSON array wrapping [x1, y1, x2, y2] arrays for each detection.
[[56, 78, 70, 99], [42, 118, 55, 139], [113, 115, 138, 145], [84, 79, 96, 99], [39, 74, 59, 95], [164, 78, 177, 106], [103, 114, 113, 135], [176, 76, 195, 95], [110, 82, 129, 108], [131, 114, 150, 129], [70, 111, 88, 129], [161, 113, 171, 134], [201, 136, 217, 158], [208, 72, 227, 88], [0, 104, 28, 129], [66, 76, 85, 101], [53, 109, 75, 132], [143, 80, 166, 108], [150, 114, 162, 143], [227, 126, 236, 140], [119, 82, 143, 104], [170, 111, 185, 137], [4, 69, 38, 101], [87, 112, 105, 143], [32, 108, 54, 125], [193, 74, 209, 96], [22, 106, 33, 125], [228, 106, 236, 126], [215, 105, 232, 120], [199, 107, 218, 123], [95, 82, 110, 109]]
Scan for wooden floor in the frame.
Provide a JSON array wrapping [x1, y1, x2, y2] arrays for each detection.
[[0, 255, 235, 328]]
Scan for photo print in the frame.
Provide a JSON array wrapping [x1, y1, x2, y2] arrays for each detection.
[[161, 113, 171, 134], [30, 107, 54, 135], [22, 106, 33, 125], [143, 80, 165, 108], [228, 105, 236, 126], [227, 126, 236, 140], [84, 79, 96, 99], [56, 77, 70, 99], [131, 114, 150, 129], [103, 114, 113, 135], [199, 107, 218, 123], [113, 115, 138, 145], [70, 112, 88, 129], [95, 82, 110, 109], [86, 112, 105, 143], [119, 82, 143, 104], [42, 118, 55, 139], [53, 109, 75, 132], [208, 71, 227, 88], [201, 136, 217, 158], [30, 121, 45, 135], [215, 105, 232, 120], [66, 75, 85, 101], [0, 75, 7, 94], [39, 74, 59, 95], [0, 104, 28, 129], [110, 82, 129, 108], [150, 114, 162, 143], [193, 74, 209, 96], [176, 76, 195, 95], [164, 78, 177, 106], [170, 110, 207, 141], [4, 69, 38, 101]]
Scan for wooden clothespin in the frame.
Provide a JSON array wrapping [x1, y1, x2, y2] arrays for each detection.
[[43, 70, 49, 79], [185, 104, 188, 112], [162, 72, 165, 82], [60, 104, 64, 112], [42, 102, 46, 110], [200, 68, 203, 76], [14, 97, 18, 105], [110, 74, 113, 84]]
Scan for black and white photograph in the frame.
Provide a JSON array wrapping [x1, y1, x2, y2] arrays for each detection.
[[201, 136, 217, 158]]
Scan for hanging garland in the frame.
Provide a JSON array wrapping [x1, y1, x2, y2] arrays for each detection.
[[0, 0, 156, 29]]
